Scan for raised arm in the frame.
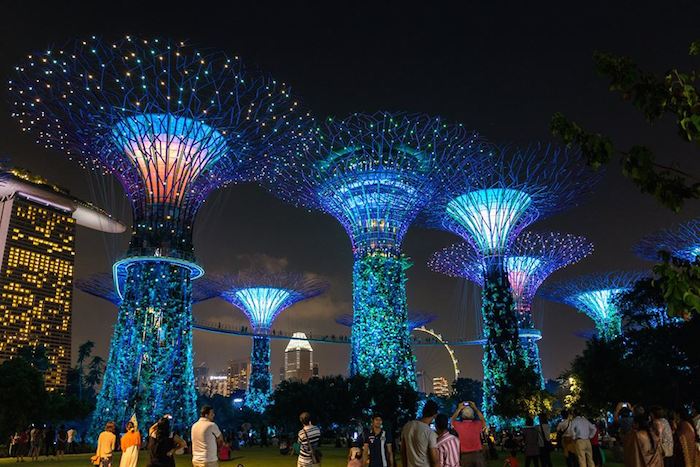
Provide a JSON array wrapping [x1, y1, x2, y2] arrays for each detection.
[[451, 402, 465, 424]]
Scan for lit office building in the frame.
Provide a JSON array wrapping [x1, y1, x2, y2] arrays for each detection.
[[432, 377, 451, 397], [284, 332, 314, 382], [227, 359, 251, 392], [0, 168, 123, 391]]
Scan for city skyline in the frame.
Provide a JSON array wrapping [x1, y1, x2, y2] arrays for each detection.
[[2, 2, 699, 388]]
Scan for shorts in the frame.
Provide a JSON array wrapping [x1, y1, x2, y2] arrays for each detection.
[[460, 450, 486, 467]]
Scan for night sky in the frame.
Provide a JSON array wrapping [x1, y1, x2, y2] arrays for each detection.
[[2, 1, 700, 386]]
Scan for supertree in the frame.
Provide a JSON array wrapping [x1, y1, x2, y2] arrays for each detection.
[[217, 270, 328, 412], [335, 310, 436, 332], [423, 144, 597, 424], [540, 271, 647, 341], [428, 231, 594, 385], [9, 35, 306, 434], [75, 272, 219, 305], [634, 219, 700, 262], [262, 112, 483, 385]]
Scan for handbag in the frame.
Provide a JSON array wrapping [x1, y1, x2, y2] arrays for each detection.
[[90, 455, 100, 466], [303, 428, 323, 464]]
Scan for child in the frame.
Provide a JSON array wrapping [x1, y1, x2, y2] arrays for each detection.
[[504, 449, 520, 467], [347, 446, 362, 467]]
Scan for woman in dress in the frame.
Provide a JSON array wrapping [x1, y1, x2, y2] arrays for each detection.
[[673, 408, 698, 467], [624, 414, 663, 467], [147, 417, 187, 467], [119, 420, 141, 467]]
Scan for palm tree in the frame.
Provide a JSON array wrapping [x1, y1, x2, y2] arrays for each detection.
[[85, 356, 105, 395], [76, 341, 94, 400]]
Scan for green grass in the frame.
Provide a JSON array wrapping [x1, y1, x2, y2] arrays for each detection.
[[0, 448, 624, 467]]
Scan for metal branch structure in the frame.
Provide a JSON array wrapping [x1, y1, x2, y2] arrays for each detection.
[[9, 35, 307, 435], [335, 310, 437, 332], [75, 272, 219, 305], [540, 271, 647, 341], [424, 144, 597, 425], [217, 270, 328, 412], [263, 111, 482, 386], [428, 231, 593, 385], [634, 219, 700, 262]]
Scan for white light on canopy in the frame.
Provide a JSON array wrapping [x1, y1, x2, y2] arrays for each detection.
[[446, 188, 532, 255], [234, 287, 292, 331]]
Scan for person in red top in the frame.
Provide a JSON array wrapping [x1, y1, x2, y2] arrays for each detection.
[[450, 401, 487, 467]]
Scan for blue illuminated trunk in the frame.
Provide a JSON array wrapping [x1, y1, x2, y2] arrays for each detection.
[[246, 334, 272, 413], [516, 306, 544, 388], [596, 316, 622, 341], [481, 256, 524, 427], [350, 252, 416, 387], [91, 261, 197, 439]]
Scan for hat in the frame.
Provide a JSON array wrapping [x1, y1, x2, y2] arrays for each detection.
[[460, 406, 475, 420]]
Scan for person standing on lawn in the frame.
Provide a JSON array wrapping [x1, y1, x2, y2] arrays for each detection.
[[451, 401, 487, 467], [192, 406, 223, 467], [298, 411, 322, 467], [362, 413, 394, 467], [400, 399, 440, 467]]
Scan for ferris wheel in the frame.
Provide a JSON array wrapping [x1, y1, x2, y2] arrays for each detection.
[[411, 326, 460, 383]]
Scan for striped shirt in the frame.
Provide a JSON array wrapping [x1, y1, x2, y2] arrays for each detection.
[[297, 425, 321, 466], [436, 432, 460, 467]]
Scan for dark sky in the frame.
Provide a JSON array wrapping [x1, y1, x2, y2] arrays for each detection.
[[1, 1, 700, 386]]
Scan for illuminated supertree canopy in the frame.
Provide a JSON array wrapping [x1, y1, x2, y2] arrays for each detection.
[[263, 111, 483, 386], [335, 310, 437, 332], [74, 272, 219, 305], [540, 271, 647, 341], [428, 231, 593, 384], [218, 270, 328, 412], [9, 35, 307, 436], [634, 218, 700, 263], [424, 144, 597, 427]]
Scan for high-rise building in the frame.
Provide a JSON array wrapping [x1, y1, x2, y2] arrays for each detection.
[[227, 359, 251, 392], [284, 332, 314, 383], [193, 364, 209, 395], [0, 168, 123, 391], [432, 377, 450, 397], [416, 370, 427, 394], [207, 374, 230, 397]]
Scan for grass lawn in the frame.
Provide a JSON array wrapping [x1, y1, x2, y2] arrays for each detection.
[[0, 448, 624, 467]]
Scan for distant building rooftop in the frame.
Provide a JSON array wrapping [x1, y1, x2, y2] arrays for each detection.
[[285, 332, 314, 352], [0, 166, 125, 233]]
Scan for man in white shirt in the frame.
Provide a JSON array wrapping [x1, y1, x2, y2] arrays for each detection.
[[571, 410, 596, 467], [191, 406, 223, 467]]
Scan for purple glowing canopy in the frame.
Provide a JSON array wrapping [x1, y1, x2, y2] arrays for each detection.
[[428, 231, 594, 312], [635, 218, 700, 263], [74, 272, 219, 305], [9, 35, 308, 260], [263, 111, 485, 256], [217, 270, 328, 332], [424, 144, 597, 259]]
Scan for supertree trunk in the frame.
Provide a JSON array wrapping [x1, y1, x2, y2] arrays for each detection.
[[350, 252, 416, 387], [481, 256, 523, 427], [246, 334, 272, 413], [596, 316, 622, 342], [91, 261, 197, 438], [516, 306, 544, 388]]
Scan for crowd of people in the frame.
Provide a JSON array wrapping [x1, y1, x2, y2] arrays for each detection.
[[11, 399, 696, 467], [8, 425, 77, 461]]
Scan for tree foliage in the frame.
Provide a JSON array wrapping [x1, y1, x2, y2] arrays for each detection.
[[267, 374, 418, 437], [551, 42, 700, 212], [568, 316, 699, 413], [0, 358, 47, 439]]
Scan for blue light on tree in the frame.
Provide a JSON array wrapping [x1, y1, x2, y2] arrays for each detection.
[[540, 271, 647, 341], [635, 218, 700, 263], [263, 112, 484, 386], [429, 231, 593, 388], [425, 144, 597, 426], [9, 35, 308, 437], [218, 269, 328, 413]]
